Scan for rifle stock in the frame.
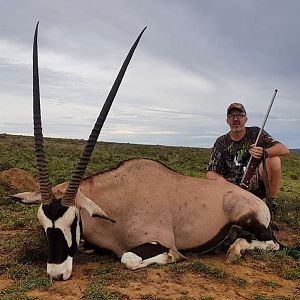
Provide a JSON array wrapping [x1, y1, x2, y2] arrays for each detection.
[[240, 134, 263, 189], [240, 155, 260, 189]]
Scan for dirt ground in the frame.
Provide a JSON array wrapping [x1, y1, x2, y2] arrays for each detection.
[[0, 226, 299, 299], [28, 257, 300, 300]]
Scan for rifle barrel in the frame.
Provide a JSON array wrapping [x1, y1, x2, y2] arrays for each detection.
[[240, 89, 278, 188], [254, 89, 278, 146]]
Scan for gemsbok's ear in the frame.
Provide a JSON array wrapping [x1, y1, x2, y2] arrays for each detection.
[[76, 189, 116, 223], [9, 192, 42, 204]]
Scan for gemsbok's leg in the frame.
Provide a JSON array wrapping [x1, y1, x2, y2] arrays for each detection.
[[225, 238, 280, 263], [121, 242, 185, 270]]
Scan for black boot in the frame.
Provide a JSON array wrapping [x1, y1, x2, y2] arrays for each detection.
[[266, 198, 277, 213]]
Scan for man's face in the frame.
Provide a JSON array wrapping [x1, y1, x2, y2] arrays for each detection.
[[226, 109, 247, 133]]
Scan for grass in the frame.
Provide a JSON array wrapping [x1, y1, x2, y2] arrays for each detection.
[[283, 266, 300, 280], [83, 283, 127, 300], [169, 260, 228, 279], [168, 263, 185, 274], [0, 134, 211, 182], [248, 248, 300, 261], [0, 134, 299, 299], [189, 260, 227, 278], [0, 273, 51, 299], [248, 249, 300, 280], [259, 280, 280, 289]]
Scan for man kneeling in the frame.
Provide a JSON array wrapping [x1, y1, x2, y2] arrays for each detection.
[[207, 102, 289, 212]]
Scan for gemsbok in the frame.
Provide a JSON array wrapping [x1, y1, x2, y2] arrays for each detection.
[[12, 23, 281, 281]]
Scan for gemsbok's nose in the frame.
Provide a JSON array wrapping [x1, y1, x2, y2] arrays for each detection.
[[50, 273, 64, 281]]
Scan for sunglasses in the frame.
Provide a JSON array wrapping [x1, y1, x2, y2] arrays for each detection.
[[227, 113, 246, 120]]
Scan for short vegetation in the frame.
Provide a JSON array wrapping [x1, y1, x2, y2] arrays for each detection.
[[0, 134, 299, 299]]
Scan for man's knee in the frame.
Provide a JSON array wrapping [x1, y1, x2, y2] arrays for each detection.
[[258, 156, 281, 179], [266, 156, 281, 172]]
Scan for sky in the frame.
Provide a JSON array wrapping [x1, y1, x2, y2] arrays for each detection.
[[0, 0, 299, 148]]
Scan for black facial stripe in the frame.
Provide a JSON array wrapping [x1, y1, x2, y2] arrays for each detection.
[[42, 202, 69, 221], [43, 198, 79, 263], [46, 215, 78, 264], [46, 228, 69, 264]]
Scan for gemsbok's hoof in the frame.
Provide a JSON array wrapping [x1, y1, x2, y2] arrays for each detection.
[[225, 249, 241, 263], [224, 238, 246, 263]]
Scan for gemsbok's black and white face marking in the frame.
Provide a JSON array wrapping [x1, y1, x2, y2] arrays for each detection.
[[37, 202, 80, 280], [14, 23, 145, 280]]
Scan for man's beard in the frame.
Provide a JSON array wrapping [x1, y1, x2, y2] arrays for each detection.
[[231, 125, 243, 132]]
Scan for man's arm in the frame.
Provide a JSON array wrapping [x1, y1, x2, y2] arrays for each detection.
[[266, 143, 289, 157], [249, 143, 289, 160], [207, 171, 228, 183]]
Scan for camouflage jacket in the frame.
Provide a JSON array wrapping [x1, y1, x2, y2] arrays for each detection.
[[207, 126, 279, 183]]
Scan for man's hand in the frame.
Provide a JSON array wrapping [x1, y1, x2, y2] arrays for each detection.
[[249, 144, 264, 160]]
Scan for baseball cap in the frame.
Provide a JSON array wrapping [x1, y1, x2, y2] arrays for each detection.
[[227, 102, 247, 115]]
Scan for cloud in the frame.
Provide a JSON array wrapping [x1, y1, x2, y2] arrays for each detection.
[[0, 0, 299, 148]]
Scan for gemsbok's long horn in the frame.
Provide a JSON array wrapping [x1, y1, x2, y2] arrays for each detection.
[[61, 26, 147, 206], [33, 22, 55, 204]]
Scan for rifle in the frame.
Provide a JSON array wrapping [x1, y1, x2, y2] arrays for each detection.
[[239, 89, 278, 189]]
